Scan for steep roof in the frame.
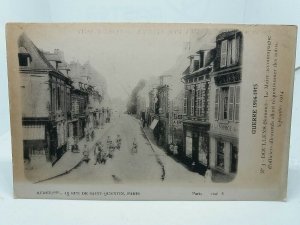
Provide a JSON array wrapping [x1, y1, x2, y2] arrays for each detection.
[[18, 33, 55, 71], [216, 30, 241, 42]]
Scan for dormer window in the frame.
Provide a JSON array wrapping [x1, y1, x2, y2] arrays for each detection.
[[220, 36, 240, 68], [193, 56, 200, 71], [199, 51, 204, 68], [189, 55, 200, 73], [18, 47, 31, 67]]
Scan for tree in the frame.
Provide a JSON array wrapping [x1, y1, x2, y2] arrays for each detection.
[[126, 79, 146, 114]]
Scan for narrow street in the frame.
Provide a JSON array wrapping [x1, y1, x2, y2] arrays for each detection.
[[45, 113, 205, 184]]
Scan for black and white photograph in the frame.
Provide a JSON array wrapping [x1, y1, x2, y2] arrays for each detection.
[[1, 1, 300, 224], [6, 23, 296, 200], [17, 27, 242, 185]]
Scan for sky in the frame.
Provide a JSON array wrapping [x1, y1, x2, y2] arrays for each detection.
[[23, 24, 219, 101]]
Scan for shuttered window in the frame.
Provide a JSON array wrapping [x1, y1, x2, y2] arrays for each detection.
[[215, 88, 220, 120], [228, 86, 235, 121], [197, 89, 201, 116], [184, 90, 188, 115], [220, 40, 228, 67], [220, 36, 240, 67], [235, 86, 240, 121], [231, 38, 237, 64], [191, 90, 195, 116], [227, 40, 232, 65]]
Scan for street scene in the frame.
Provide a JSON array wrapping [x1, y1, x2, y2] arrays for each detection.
[[42, 113, 204, 184], [19, 27, 242, 184]]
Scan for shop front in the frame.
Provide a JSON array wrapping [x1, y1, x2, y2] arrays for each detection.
[[183, 121, 210, 174], [209, 122, 239, 181], [23, 123, 47, 160]]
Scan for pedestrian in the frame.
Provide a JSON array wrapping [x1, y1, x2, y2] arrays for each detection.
[[94, 141, 103, 165], [107, 136, 112, 148], [204, 168, 212, 183], [82, 144, 90, 163], [131, 137, 138, 154], [115, 134, 122, 150], [68, 136, 74, 152], [107, 136, 114, 158], [173, 144, 178, 155], [169, 143, 174, 155]]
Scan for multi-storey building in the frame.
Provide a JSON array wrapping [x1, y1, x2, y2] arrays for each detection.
[[153, 75, 184, 150], [19, 33, 72, 164], [68, 61, 103, 138], [209, 30, 242, 181], [156, 76, 169, 147], [70, 83, 88, 141], [182, 49, 216, 173]]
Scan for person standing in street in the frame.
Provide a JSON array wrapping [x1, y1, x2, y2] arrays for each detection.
[[131, 137, 138, 154], [82, 144, 90, 163], [94, 142, 103, 165], [204, 168, 212, 183]]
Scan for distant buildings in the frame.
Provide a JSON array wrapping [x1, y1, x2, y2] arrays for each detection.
[[154, 75, 184, 149]]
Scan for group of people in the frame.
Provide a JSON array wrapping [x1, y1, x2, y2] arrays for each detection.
[[85, 130, 95, 142], [81, 134, 140, 164], [92, 135, 122, 165]]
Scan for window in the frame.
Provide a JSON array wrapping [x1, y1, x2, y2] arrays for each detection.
[[227, 40, 232, 66], [220, 36, 240, 67], [197, 89, 201, 116], [223, 93, 228, 120], [67, 89, 71, 112], [61, 86, 64, 112], [191, 90, 195, 116], [215, 85, 240, 122], [220, 40, 228, 67], [231, 144, 238, 173], [184, 90, 188, 115], [231, 38, 238, 64], [214, 88, 220, 120], [52, 87, 56, 112], [216, 141, 225, 169], [164, 91, 168, 113], [193, 60, 199, 71], [18, 53, 31, 67], [235, 86, 240, 121], [220, 87, 229, 120], [57, 86, 61, 110], [199, 51, 204, 68], [195, 88, 198, 116], [228, 87, 235, 121]]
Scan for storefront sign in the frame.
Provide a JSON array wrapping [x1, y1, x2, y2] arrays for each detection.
[[23, 125, 45, 140]]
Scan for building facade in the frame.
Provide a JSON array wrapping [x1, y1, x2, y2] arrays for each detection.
[[209, 30, 242, 181], [150, 75, 184, 152], [70, 85, 88, 142], [156, 82, 169, 148], [182, 49, 216, 173], [19, 33, 72, 164]]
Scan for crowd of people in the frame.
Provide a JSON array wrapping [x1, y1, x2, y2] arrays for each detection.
[[80, 134, 138, 165]]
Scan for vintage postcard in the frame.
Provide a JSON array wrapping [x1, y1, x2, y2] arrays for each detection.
[[6, 23, 297, 200]]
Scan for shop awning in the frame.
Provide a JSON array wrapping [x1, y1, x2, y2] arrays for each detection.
[[23, 125, 45, 140], [150, 119, 159, 130]]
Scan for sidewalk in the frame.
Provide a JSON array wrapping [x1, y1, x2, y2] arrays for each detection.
[[25, 123, 112, 183], [142, 125, 206, 182]]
